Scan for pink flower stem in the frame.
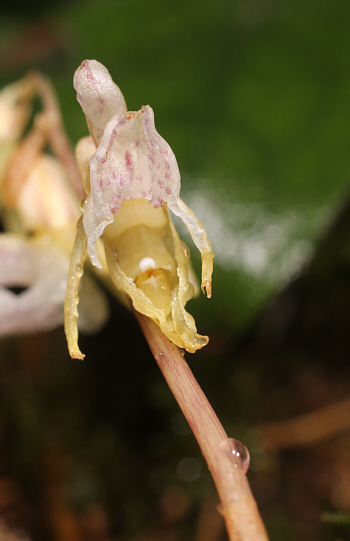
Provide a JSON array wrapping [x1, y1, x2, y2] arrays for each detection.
[[134, 311, 269, 541]]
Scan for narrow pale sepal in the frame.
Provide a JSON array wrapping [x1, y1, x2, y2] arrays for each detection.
[[64, 217, 87, 359], [168, 197, 213, 297]]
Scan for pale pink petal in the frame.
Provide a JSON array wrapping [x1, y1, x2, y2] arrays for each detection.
[[84, 105, 181, 267], [0, 235, 108, 337]]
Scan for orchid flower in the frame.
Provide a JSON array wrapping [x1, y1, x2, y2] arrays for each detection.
[[65, 60, 214, 359], [0, 73, 108, 337]]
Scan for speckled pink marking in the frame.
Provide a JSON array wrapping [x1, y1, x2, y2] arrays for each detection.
[[125, 151, 132, 167]]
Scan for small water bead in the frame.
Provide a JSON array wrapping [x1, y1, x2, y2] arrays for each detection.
[[219, 438, 250, 474], [79, 197, 88, 211], [182, 282, 194, 302], [155, 352, 164, 363]]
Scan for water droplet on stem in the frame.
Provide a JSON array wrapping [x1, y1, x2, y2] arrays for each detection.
[[219, 438, 250, 474]]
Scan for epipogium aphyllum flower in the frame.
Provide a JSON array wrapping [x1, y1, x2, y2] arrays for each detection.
[[65, 60, 214, 359]]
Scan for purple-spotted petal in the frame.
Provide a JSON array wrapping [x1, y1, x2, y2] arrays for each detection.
[[84, 105, 181, 267]]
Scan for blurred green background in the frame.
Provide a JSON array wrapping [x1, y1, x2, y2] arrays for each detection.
[[0, 1, 349, 540]]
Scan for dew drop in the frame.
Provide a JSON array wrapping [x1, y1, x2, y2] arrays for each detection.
[[79, 198, 88, 211], [183, 283, 194, 302], [155, 352, 164, 362], [219, 438, 250, 474]]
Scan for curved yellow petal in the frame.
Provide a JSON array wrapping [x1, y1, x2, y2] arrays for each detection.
[[64, 216, 87, 360]]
